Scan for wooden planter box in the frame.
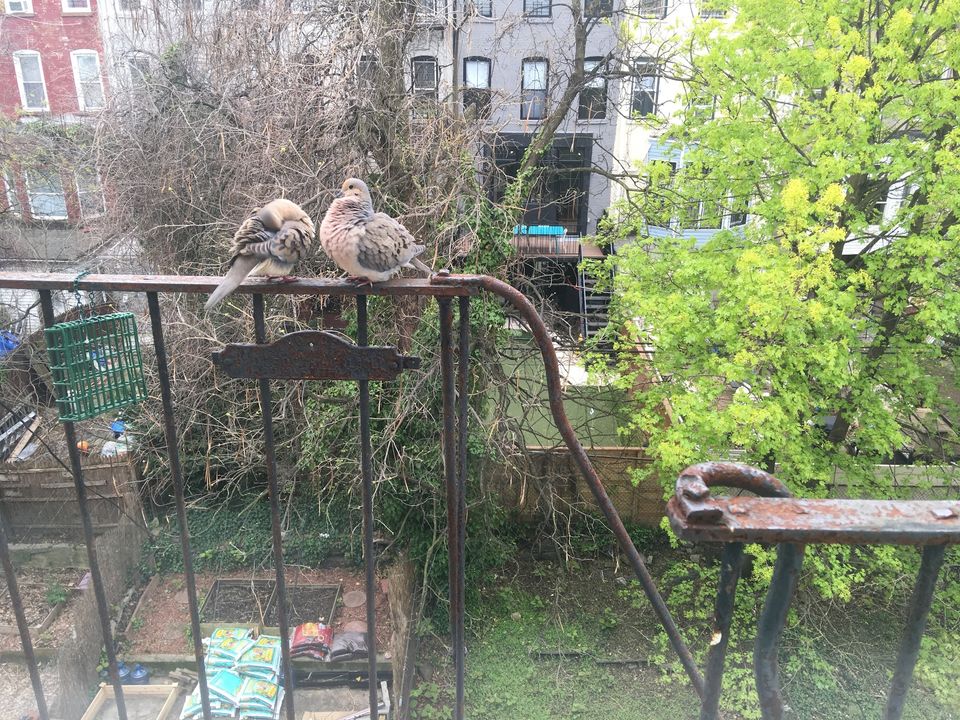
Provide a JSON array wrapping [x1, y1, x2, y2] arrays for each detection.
[[198, 579, 276, 637], [262, 583, 341, 636]]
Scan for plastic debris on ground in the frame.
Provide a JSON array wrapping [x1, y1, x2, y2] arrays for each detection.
[[179, 627, 284, 720]]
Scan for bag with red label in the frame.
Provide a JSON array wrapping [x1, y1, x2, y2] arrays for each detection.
[[290, 622, 333, 660]]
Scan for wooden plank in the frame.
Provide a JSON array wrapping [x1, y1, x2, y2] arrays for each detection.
[[6, 416, 39, 461]]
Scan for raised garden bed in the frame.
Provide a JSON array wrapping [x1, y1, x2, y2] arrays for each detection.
[[263, 583, 341, 634], [198, 579, 275, 636], [0, 567, 83, 639]]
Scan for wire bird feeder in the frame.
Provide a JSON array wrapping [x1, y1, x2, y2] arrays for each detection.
[[44, 275, 147, 421]]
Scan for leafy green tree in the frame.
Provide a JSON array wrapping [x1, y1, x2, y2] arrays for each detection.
[[607, 0, 960, 496]]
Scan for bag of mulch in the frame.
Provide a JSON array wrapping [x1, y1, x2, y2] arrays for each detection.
[[179, 688, 234, 719], [207, 669, 245, 706], [328, 631, 368, 662], [207, 635, 256, 669], [238, 676, 282, 713], [290, 623, 333, 660], [237, 642, 282, 681], [210, 626, 253, 642]]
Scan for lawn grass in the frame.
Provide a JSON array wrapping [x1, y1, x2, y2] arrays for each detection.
[[411, 548, 958, 720]]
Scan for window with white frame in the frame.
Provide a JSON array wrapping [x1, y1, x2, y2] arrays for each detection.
[[62, 0, 91, 12], [411, 56, 438, 115], [25, 170, 67, 219], [521, 58, 548, 120], [631, 58, 659, 117], [638, 0, 667, 19], [524, 0, 550, 17], [76, 167, 104, 219], [71, 51, 105, 111], [13, 52, 47, 111], [463, 57, 491, 118], [5, 0, 33, 14], [416, 0, 443, 20], [578, 57, 607, 120]]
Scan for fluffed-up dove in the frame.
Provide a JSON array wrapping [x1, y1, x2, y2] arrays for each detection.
[[319, 178, 433, 285], [204, 198, 315, 311]]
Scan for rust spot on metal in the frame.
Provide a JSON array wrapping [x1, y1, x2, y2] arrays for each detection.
[[212, 330, 420, 381]]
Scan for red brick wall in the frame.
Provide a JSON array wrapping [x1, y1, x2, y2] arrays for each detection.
[[0, 0, 107, 117]]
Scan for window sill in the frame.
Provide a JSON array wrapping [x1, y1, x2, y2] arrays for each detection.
[[577, 118, 609, 124], [5, 11, 36, 16], [524, 16, 553, 22], [62, 9, 93, 15]]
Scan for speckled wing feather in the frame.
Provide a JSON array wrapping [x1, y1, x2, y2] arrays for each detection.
[[356, 213, 425, 274], [235, 218, 313, 266]]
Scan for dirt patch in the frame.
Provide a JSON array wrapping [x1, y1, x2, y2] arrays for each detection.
[[201, 579, 275, 625], [266, 584, 340, 626], [125, 566, 391, 654], [0, 568, 84, 626], [0, 661, 59, 717]]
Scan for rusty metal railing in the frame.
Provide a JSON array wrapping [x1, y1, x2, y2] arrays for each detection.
[[1, 271, 954, 719], [668, 462, 960, 720]]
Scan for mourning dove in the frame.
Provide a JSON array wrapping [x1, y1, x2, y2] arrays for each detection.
[[319, 178, 433, 285], [204, 198, 315, 311]]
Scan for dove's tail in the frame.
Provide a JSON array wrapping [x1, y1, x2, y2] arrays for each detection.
[[204, 255, 262, 312], [409, 257, 433, 277]]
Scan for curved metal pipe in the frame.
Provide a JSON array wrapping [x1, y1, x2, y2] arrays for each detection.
[[434, 273, 705, 696]]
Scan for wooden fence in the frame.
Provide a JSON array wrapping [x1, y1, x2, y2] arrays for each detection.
[[0, 456, 141, 542]]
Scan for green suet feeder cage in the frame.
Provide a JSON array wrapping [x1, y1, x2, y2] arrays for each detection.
[[44, 312, 148, 421]]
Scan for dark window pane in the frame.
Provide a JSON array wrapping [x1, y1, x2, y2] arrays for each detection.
[[584, 0, 612, 16], [632, 58, 659, 117], [470, 0, 493, 16], [524, 0, 550, 17], [638, 0, 667, 18]]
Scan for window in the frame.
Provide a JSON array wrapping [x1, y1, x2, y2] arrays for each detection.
[[5, 0, 33, 13], [76, 167, 104, 219], [128, 54, 151, 89], [71, 51, 105, 111], [578, 57, 607, 120], [524, 0, 550, 17], [631, 58, 659, 117], [463, 57, 491, 118], [469, 0, 492, 16], [638, 0, 667, 19], [62, 0, 90, 12], [584, 0, 612, 16], [118, 0, 141, 10], [358, 55, 377, 89], [521, 58, 548, 120], [411, 56, 438, 114], [25, 170, 67, 219], [13, 52, 47, 111], [416, 0, 443, 19], [865, 177, 894, 225]]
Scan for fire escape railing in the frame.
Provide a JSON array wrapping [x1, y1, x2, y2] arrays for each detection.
[[0, 271, 956, 720]]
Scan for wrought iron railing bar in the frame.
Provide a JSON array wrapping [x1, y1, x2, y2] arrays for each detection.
[[356, 294, 380, 720], [0, 517, 49, 720], [455, 296, 469, 720], [700, 541, 744, 720], [0, 272, 474, 297], [38, 289, 128, 720], [146, 292, 212, 720], [439, 297, 463, 720], [884, 544, 947, 720], [432, 273, 706, 695], [754, 543, 805, 720], [252, 294, 296, 720]]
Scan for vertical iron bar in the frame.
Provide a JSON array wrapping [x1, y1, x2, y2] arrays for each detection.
[[754, 543, 805, 720], [699, 542, 745, 720], [439, 298, 460, 720], [0, 520, 49, 720], [356, 294, 379, 719], [39, 290, 127, 720], [252, 294, 295, 720], [884, 544, 947, 720], [454, 296, 469, 720], [146, 292, 211, 720]]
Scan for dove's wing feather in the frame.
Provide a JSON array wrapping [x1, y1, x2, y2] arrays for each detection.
[[355, 213, 424, 274]]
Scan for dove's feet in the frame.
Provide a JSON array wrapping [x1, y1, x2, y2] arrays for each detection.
[[346, 275, 374, 287]]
